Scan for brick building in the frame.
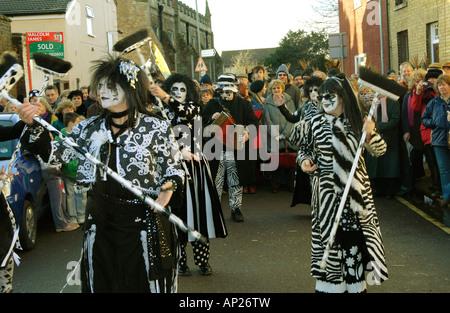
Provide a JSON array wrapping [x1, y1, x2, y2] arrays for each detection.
[[339, 0, 450, 76], [117, 0, 222, 81], [338, 0, 389, 76], [388, 0, 450, 72]]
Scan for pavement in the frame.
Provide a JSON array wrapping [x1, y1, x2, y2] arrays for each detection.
[[395, 167, 450, 229]]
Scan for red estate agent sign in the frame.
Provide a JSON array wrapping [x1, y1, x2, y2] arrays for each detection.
[[26, 32, 65, 59], [25, 32, 65, 90]]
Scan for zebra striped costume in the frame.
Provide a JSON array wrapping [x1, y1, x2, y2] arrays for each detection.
[[299, 112, 388, 292], [286, 100, 319, 148]]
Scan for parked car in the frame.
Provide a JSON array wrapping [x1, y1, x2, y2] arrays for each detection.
[[0, 113, 48, 250]]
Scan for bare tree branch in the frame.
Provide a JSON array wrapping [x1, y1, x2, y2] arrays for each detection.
[[309, 0, 339, 33], [231, 50, 257, 74]]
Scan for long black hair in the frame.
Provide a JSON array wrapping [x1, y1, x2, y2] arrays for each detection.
[[319, 73, 365, 140], [162, 73, 199, 104]]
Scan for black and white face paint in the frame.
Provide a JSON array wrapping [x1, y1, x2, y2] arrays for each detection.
[[98, 78, 125, 109], [170, 82, 187, 103], [309, 86, 319, 101], [220, 89, 234, 101], [320, 93, 340, 114]]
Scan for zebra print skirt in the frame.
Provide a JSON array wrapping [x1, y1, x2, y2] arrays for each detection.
[[310, 169, 388, 287]]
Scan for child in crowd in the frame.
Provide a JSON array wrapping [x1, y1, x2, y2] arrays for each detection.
[[52, 99, 76, 131], [59, 112, 87, 224], [200, 87, 214, 109]]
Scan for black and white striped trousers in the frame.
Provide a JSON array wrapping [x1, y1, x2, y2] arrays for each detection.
[[214, 151, 243, 212]]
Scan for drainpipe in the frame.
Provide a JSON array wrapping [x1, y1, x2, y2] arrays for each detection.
[[379, 0, 385, 74], [158, 4, 164, 39], [385, 0, 391, 71]]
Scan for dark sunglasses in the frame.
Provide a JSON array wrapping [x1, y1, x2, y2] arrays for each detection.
[[317, 93, 336, 102]]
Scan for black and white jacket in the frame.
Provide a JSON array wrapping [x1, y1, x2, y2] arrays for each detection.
[[299, 112, 388, 283], [22, 113, 185, 198]]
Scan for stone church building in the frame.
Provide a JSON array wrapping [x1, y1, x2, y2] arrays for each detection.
[[116, 0, 222, 81]]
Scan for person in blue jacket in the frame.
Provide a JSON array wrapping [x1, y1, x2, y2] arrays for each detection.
[[421, 74, 450, 208]]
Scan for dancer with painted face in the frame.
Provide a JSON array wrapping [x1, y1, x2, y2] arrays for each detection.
[[298, 74, 388, 293], [202, 74, 259, 222], [17, 56, 185, 293], [275, 76, 324, 146], [150, 73, 227, 276], [273, 76, 324, 206]]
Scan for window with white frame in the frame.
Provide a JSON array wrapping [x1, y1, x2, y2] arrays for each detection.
[[86, 6, 95, 36], [107, 32, 114, 55], [355, 53, 367, 73], [428, 22, 439, 63]]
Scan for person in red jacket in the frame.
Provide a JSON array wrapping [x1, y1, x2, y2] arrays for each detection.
[[411, 67, 443, 196]]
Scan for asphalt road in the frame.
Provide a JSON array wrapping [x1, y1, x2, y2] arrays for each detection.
[[10, 184, 450, 294]]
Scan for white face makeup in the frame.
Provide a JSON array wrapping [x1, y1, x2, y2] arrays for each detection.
[[309, 86, 319, 101], [98, 78, 126, 110], [170, 82, 187, 103], [321, 93, 342, 115], [220, 89, 234, 101]]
